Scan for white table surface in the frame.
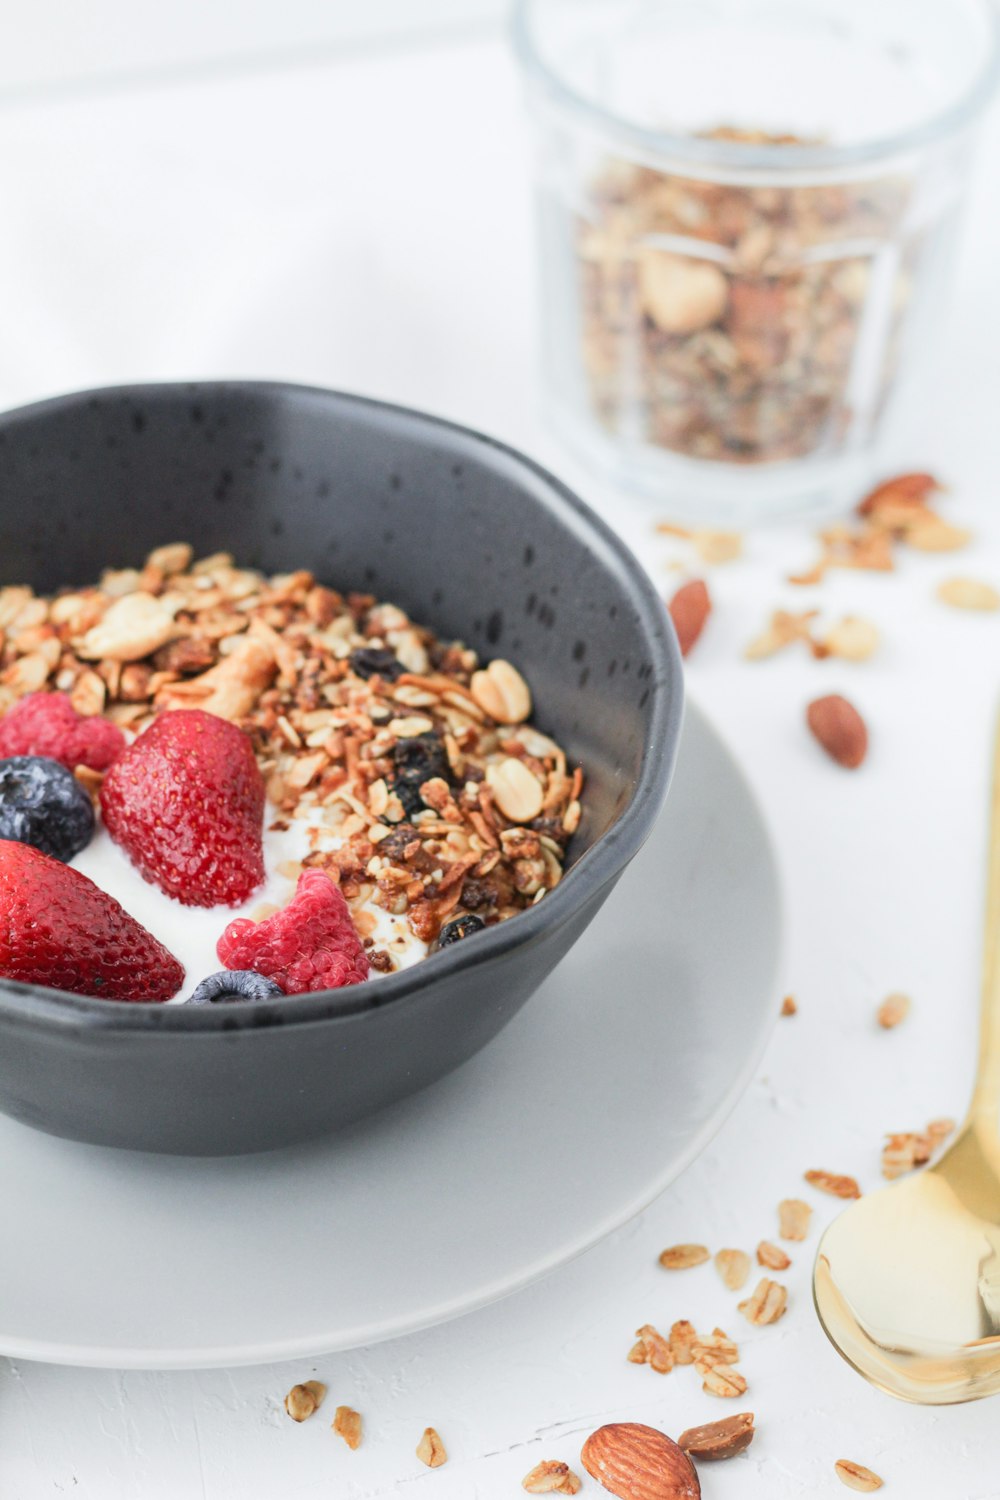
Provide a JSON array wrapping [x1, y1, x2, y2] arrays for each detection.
[[1, 22, 1000, 1499]]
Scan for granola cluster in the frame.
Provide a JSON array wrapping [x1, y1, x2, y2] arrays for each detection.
[[0, 545, 582, 973], [577, 128, 914, 465]]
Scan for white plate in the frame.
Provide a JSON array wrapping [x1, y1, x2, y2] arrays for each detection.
[[0, 701, 781, 1369]]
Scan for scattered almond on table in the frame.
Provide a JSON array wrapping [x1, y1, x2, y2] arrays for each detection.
[[806, 694, 869, 769], [835, 1458, 884, 1492], [416, 1427, 448, 1468], [581, 1422, 701, 1499], [677, 1412, 755, 1461], [714, 1248, 751, 1290], [778, 1198, 812, 1241], [877, 992, 911, 1029], [805, 1169, 862, 1199], [332, 1405, 362, 1450], [283, 1381, 326, 1422], [522, 1459, 582, 1494], [659, 1242, 710, 1270], [667, 580, 711, 657], [790, 470, 965, 583]]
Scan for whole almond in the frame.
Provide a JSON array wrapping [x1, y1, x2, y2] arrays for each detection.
[[678, 1412, 755, 1461], [806, 694, 868, 769], [582, 1423, 700, 1500], [668, 580, 711, 658]]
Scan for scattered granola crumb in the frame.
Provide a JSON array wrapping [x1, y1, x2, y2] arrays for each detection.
[[835, 1458, 884, 1492], [805, 1169, 862, 1200], [659, 1243, 710, 1270], [822, 616, 880, 662], [416, 1427, 448, 1468], [738, 1278, 788, 1326], [284, 1380, 326, 1422], [778, 1199, 812, 1241], [882, 1118, 956, 1179], [877, 992, 911, 1029], [744, 610, 816, 661], [522, 1459, 582, 1494], [757, 1240, 791, 1271], [936, 577, 1000, 612], [781, 994, 797, 1017], [714, 1248, 751, 1291], [332, 1406, 362, 1450], [678, 1412, 755, 1460], [629, 1323, 674, 1374]]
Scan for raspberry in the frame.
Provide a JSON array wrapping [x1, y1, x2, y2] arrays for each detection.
[[0, 692, 126, 772], [0, 839, 184, 1001], [217, 869, 370, 994]]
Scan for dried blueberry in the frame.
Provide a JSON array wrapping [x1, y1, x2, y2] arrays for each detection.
[[0, 755, 94, 862], [392, 732, 452, 818], [349, 646, 404, 681], [438, 913, 486, 947], [186, 970, 285, 1005]]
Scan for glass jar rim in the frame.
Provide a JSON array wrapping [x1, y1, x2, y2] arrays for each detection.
[[511, 0, 1000, 171]]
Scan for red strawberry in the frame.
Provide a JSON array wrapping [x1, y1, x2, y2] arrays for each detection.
[[0, 691, 126, 771], [0, 840, 183, 1001], [100, 709, 265, 908], [217, 869, 369, 993]]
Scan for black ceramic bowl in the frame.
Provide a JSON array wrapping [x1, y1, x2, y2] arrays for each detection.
[[0, 382, 682, 1155]]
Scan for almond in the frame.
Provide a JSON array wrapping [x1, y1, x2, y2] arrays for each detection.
[[857, 471, 941, 516], [581, 1423, 701, 1499], [668, 581, 711, 658], [677, 1413, 755, 1461], [806, 694, 868, 769]]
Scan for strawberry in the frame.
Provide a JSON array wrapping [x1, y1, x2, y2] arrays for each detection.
[[0, 839, 183, 1001], [100, 709, 265, 908], [0, 691, 126, 771], [217, 869, 369, 993]]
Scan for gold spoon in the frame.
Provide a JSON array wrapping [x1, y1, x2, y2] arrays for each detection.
[[814, 719, 1000, 1405]]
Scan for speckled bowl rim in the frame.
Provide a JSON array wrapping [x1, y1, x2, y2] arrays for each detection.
[[0, 381, 682, 1035]]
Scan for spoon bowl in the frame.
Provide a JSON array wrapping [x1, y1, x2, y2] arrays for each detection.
[[814, 716, 1000, 1404]]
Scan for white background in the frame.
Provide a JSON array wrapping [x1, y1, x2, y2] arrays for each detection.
[[1, 8, 1000, 1497]]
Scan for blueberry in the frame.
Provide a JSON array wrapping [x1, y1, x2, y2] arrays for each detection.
[[349, 646, 404, 682], [186, 970, 285, 1005], [438, 913, 486, 947], [0, 755, 94, 862], [392, 732, 453, 818]]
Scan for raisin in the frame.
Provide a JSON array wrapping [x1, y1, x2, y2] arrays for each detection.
[[459, 877, 494, 910], [439, 913, 486, 947], [392, 732, 452, 818], [349, 646, 404, 682], [377, 823, 421, 862]]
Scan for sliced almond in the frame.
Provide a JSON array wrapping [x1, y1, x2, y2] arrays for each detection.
[[778, 1198, 812, 1241], [659, 1243, 710, 1270], [937, 577, 1000, 612], [714, 1248, 751, 1291], [835, 1459, 883, 1492]]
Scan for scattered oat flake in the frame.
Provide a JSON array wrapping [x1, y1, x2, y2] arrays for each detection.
[[628, 1324, 674, 1373], [693, 530, 743, 565], [882, 1117, 955, 1179], [522, 1459, 582, 1494], [738, 1277, 788, 1326], [416, 1427, 448, 1468], [778, 1198, 812, 1241], [757, 1240, 791, 1270], [805, 1169, 862, 1199], [284, 1380, 326, 1422], [678, 1412, 755, 1461], [669, 1319, 697, 1365], [781, 994, 797, 1017], [332, 1406, 362, 1450], [701, 1365, 748, 1398], [877, 992, 911, 1029], [744, 609, 816, 660], [692, 1329, 739, 1368], [904, 515, 972, 552], [823, 616, 880, 661], [715, 1248, 751, 1291], [659, 1243, 710, 1270], [937, 578, 1000, 611], [835, 1459, 884, 1492]]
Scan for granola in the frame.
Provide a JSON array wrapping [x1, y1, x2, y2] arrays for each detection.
[[0, 549, 583, 980]]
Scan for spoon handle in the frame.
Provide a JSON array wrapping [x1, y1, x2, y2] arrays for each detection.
[[971, 714, 1000, 1121]]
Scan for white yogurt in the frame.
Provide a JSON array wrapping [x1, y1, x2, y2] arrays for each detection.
[[71, 806, 427, 1001]]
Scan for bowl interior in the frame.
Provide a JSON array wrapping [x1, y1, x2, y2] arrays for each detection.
[[0, 383, 677, 880]]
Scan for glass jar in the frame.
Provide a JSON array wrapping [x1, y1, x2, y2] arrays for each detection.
[[514, 0, 1000, 522]]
